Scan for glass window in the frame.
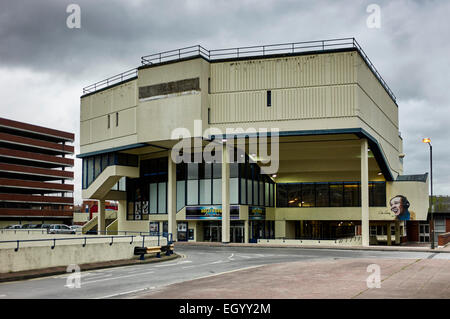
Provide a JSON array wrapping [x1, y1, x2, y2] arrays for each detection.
[[344, 183, 360, 207], [230, 178, 239, 204], [187, 180, 198, 205], [253, 179, 259, 205], [315, 183, 329, 207], [176, 163, 186, 181], [277, 184, 287, 207], [176, 180, 185, 211], [199, 179, 212, 205], [212, 163, 222, 179], [213, 179, 222, 204], [230, 163, 239, 178], [158, 182, 166, 213], [94, 156, 101, 178], [247, 179, 253, 205], [301, 183, 315, 207], [82, 159, 88, 189], [288, 184, 301, 207], [270, 183, 274, 207], [330, 183, 343, 207], [259, 181, 264, 206], [87, 157, 94, 185], [187, 163, 198, 180], [371, 182, 386, 207], [149, 183, 157, 213], [240, 178, 247, 204], [265, 182, 270, 207]]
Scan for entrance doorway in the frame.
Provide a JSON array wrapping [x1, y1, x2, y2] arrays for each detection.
[[203, 221, 244, 243], [419, 223, 430, 242]]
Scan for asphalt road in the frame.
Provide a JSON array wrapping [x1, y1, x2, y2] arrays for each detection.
[[0, 246, 448, 299]]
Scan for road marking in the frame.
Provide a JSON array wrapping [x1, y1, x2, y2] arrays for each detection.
[[152, 260, 192, 268], [0, 294, 6, 298], [82, 271, 155, 285], [228, 254, 234, 260], [96, 286, 156, 299]]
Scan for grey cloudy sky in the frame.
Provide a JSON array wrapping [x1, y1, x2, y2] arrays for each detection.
[[0, 0, 449, 204]]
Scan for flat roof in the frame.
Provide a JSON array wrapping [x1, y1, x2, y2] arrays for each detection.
[[82, 38, 397, 103]]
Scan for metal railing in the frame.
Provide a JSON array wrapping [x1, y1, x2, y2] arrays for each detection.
[[0, 230, 173, 251], [83, 38, 396, 101], [82, 68, 138, 95]]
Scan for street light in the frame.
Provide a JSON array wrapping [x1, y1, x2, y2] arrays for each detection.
[[422, 137, 434, 249]]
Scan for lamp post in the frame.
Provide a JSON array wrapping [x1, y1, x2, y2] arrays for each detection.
[[422, 138, 434, 249]]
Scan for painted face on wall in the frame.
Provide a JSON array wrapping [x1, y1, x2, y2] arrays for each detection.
[[390, 196, 404, 216]]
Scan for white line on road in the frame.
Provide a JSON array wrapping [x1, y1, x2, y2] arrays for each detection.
[[96, 286, 156, 299], [82, 271, 155, 285], [152, 260, 192, 268]]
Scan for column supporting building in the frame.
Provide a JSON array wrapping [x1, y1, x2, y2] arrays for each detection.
[[98, 199, 106, 235], [244, 220, 249, 244], [168, 154, 177, 242], [361, 138, 370, 247], [221, 143, 230, 244]]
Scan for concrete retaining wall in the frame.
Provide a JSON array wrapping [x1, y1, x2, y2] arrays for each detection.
[[0, 233, 167, 273], [257, 237, 362, 246]]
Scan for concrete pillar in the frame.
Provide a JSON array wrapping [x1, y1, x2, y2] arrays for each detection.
[[168, 155, 177, 242], [395, 220, 401, 244], [221, 143, 230, 243], [387, 222, 392, 246], [98, 199, 106, 235], [117, 200, 127, 232], [361, 138, 370, 247], [244, 220, 249, 243], [275, 220, 286, 239]]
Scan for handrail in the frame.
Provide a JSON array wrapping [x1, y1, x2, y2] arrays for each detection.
[[82, 68, 138, 95], [0, 231, 173, 251], [83, 38, 396, 102]]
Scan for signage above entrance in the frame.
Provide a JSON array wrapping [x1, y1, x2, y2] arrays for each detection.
[[186, 206, 240, 220], [249, 206, 266, 220]]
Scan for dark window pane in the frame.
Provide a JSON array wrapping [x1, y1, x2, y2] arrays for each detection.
[[371, 182, 386, 207], [301, 183, 315, 207], [212, 162, 221, 179], [344, 183, 360, 207], [330, 183, 343, 207], [187, 163, 198, 179], [288, 184, 301, 207], [176, 163, 186, 181], [315, 183, 329, 207], [230, 162, 238, 178], [276, 184, 288, 207]]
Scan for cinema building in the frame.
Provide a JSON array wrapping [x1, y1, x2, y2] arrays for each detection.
[[79, 38, 429, 246], [0, 117, 74, 227]]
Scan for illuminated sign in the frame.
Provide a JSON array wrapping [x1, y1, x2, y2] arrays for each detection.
[[249, 206, 266, 220], [186, 206, 240, 220]]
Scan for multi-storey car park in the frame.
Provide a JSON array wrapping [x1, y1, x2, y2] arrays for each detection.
[[79, 38, 430, 246], [0, 117, 74, 227]]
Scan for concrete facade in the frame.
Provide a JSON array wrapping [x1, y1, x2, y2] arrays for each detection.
[[78, 39, 429, 246]]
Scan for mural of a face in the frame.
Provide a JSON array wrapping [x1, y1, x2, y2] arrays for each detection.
[[390, 196, 404, 216]]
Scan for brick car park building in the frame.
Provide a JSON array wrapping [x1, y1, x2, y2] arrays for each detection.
[[0, 117, 74, 227], [79, 38, 430, 246]]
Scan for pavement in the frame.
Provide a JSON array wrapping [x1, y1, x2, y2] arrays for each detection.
[[174, 241, 450, 253], [135, 257, 450, 299]]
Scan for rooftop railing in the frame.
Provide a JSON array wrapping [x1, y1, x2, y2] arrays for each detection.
[[83, 38, 396, 101]]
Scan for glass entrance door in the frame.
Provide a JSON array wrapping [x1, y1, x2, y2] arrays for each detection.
[[231, 225, 244, 243], [419, 224, 430, 242]]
